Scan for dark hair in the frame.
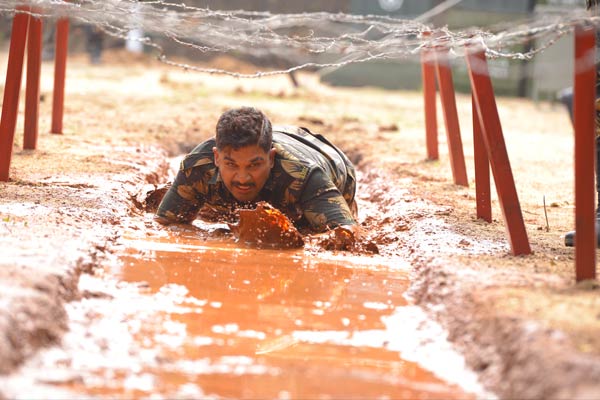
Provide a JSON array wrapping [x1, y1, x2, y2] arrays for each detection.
[[215, 107, 272, 152]]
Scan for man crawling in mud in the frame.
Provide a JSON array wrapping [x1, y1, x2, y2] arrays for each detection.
[[154, 106, 361, 249]]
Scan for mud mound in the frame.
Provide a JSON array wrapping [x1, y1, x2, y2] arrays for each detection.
[[229, 202, 304, 249]]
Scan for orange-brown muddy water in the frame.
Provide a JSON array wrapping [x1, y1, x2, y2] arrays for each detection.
[[22, 216, 486, 399]]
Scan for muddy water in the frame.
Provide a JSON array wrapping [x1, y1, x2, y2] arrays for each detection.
[[32, 215, 482, 399]]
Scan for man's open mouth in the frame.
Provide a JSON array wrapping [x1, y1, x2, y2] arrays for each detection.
[[234, 184, 254, 193]]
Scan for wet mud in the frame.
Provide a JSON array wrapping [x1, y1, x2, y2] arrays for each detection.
[[14, 217, 483, 399], [4, 53, 600, 399], [3, 139, 599, 399], [0, 160, 489, 398], [141, 186, 375, 253], [228, 202, 305, 249]]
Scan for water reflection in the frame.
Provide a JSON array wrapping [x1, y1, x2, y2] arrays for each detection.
[[82, 223, 475, 399]]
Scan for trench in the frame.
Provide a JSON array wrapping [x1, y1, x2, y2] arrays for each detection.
[[3, 209, 488, 399], [0, 159, 492, 398]]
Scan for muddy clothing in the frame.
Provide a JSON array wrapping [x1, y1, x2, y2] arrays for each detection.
[[156, 125, 357, 231]]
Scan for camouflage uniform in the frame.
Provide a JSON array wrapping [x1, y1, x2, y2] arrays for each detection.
[[156, 125, 357, 232]]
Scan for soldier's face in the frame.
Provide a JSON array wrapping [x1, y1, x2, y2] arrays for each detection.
[[213, 145, 275, 202]]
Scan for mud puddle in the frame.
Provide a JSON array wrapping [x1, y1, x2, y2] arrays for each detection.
[[2, 213, 488, 399]]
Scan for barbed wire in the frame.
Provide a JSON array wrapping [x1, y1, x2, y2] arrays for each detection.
[[0, 0, 599, 78]]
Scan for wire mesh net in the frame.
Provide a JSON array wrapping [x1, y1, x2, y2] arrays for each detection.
[[0, 0, 598, 78]]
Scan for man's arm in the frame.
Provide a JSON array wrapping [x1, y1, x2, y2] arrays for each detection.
[[299, 168, 357, 232], [155, 168, 205, 225]]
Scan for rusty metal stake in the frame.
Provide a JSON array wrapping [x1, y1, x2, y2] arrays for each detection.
[[573, 24, 597, 281], [51, 18, 69, 134], [0, 8, 31, 181], [421, 48, 438, 160], [472, 93, 492, 222], [434, 48, 468, 186], [466, 49, 531, 256], [24, 13, 43, 150]]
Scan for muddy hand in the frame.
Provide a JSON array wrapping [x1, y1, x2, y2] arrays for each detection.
[[318, 225, 358, 251]]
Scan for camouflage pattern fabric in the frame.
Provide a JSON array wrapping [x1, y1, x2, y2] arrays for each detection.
[[156, 125, 357, 232]]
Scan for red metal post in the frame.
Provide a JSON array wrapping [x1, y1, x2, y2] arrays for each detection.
[[421, 49, 438, 160], [573, 24, 597, 281], [466, 50, 531, 256], [434, 49, 469, 186], [51, 18, 69, 134], [473, 94, 492, 222], [0, 9, 31, 182], [24, 13, 43, 150]]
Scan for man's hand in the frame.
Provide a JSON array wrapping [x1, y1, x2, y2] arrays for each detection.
[[153, 214, 172, 225], [313, 224, 378, 253], [322, 225, 355, 250]]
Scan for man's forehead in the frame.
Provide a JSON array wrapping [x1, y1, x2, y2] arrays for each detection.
[[220, 145, 270, 161]]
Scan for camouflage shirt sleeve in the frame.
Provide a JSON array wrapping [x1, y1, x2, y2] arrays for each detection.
[[156, 166, 207, 224], [300, 167, 357, 232]]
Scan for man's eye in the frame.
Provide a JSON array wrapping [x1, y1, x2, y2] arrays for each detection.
[[225, 162, 237, 168]]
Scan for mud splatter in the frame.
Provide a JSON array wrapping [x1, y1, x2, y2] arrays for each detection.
[[229, 202, 304, 249]]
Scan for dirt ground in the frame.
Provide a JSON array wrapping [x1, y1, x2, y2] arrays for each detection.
[[1, 49, 600, 399]]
